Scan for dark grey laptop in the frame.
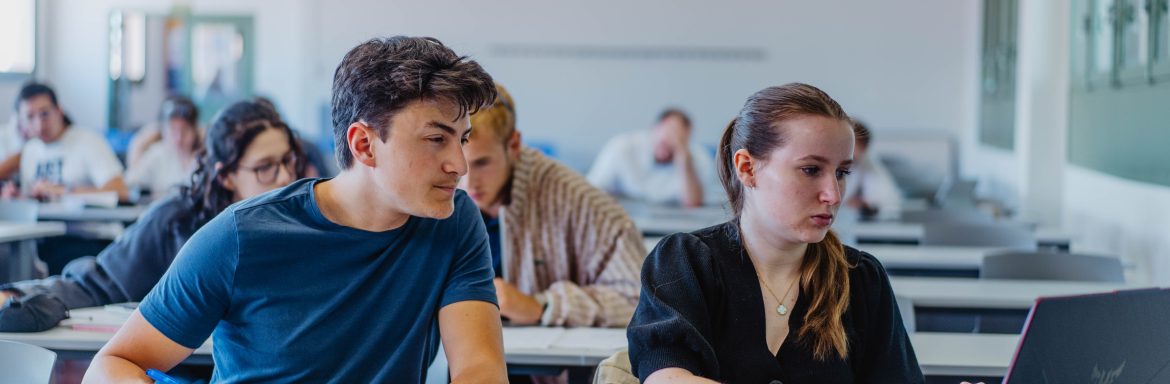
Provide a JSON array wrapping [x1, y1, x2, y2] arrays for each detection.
[[1004, 288, 1170, 384]]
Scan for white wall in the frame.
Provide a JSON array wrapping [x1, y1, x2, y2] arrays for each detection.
[[1065, 168, 1170, 284], [306, 0, 981, 171], [29, 0, 980, 171], [974, 0, 1170, 284]]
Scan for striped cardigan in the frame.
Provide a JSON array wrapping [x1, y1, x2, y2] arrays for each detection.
[[500, 147, 646, 328]]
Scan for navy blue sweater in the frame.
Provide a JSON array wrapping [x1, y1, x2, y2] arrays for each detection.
[[1, 194, 200, 321]]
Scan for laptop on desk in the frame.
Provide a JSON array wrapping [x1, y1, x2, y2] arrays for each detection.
[[1004, 288, 1170, 384]]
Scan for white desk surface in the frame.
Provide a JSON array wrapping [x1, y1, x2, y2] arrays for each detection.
[[852, 222, 1072, 246], [861, 244, 1010, 270], [0, 221, 67, 243], [37, 204, 148, 223], [1, 307, 1022, 378], [625, 202, 730, 236], [0, 307, 212, 355], [891, 277, 1152, 309], [912, 332, 1018, 377], [644, 241, 1016, 272]]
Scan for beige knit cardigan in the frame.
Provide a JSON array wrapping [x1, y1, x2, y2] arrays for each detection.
[[500, 147, 646, 328]]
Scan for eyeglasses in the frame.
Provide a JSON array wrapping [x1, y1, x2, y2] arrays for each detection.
[[240, 152, 298, 185]]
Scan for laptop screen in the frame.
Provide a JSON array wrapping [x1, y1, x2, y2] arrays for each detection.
[[1004, 288, 1170, 384]]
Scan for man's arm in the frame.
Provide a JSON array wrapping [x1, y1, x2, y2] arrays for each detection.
[[0, 153, 19, 180], [83, 310, 195, 384], [438, 300, 507, 384], [72, 175, 131, 202], [673, 148, 704, 208]]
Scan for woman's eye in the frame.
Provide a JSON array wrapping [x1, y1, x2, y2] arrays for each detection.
[[801, 167, 819, 176], [836, 169, 852, 179]]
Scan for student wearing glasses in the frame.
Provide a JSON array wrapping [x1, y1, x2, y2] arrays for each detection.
[[627, 83, 923, 383], [0, 100, 303, 332], [84, 36, 507, 383]]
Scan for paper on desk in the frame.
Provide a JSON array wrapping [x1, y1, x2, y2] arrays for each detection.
[[551, 328, 627, 351], [502, 327, 565, 350]]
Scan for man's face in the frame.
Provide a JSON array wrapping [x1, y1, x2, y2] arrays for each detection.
[[367, 99, 471, 219], [653, 114, 690, 163], [19, 94, 66, 143], [459, 127, 518, 217]]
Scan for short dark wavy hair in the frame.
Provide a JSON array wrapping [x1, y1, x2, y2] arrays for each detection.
[[330, 36, 497, 169]]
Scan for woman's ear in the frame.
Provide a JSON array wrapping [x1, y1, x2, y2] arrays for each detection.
[[733, 148, 756, 189], [216, 162, 236, 192]]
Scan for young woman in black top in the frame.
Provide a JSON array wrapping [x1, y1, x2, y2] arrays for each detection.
[[0, 100, 304, 331], [628, 83, 924, 383]]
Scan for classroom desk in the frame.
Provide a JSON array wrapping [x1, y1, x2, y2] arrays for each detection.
[[623, 202, 730, 237], [37, 204, 148, 223], [852, 222, 1073, 249], [913, 332, 1018, 377], [890, 277, 1145, 310], [0, 221, 68, 282], [0, 307, 1022, 382], [642, 240, 1018, 277]]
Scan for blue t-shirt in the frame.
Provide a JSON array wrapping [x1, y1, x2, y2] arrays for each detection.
[[139, 178, 497, 383]]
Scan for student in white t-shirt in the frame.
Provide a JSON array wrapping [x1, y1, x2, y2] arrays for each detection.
[[15, 83, 128, 202], [124, 96, 201, 199], [587, 108, 719, 207], [843, 119, 903, 220]]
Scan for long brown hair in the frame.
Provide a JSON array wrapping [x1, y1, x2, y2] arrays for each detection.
[[716, 83, 853, 360]]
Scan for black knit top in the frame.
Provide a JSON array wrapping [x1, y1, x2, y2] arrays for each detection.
[[627, 221, 924, 383]]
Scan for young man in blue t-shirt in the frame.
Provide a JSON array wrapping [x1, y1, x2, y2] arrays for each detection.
[[84, 36, 507, 383]]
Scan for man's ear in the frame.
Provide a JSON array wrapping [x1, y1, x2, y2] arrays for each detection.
[[733, 148, 756, 189], [348, 121, 376, 168], [506, 130, 521, 160]]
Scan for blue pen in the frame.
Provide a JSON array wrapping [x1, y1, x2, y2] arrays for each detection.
[[145, 368, 184, 384]]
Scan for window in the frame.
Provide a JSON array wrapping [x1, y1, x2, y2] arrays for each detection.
[[0, 0, 36, 75]]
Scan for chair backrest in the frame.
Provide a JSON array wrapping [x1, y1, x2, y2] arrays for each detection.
[[594, 349, 640, 384], [922, 222, 1037, 249], [901, 208, 994, 224], [0, 340, 57, 383], [0, 200, 39, 223], [981, 251, 1125, 282]]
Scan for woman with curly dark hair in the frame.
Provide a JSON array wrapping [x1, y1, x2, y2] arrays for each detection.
[[0, 100, 304, 332]]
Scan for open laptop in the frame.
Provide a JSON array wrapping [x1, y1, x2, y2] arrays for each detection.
[[1003, 288, 1170, 384]]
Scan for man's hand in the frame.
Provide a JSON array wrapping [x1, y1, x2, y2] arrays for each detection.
[[30, 180, 66, 201], [0, 290, 16, 306], [493, 278, 543, 325]]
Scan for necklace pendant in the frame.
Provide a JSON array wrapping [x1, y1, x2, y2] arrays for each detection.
[[777, 304, 788, 316]]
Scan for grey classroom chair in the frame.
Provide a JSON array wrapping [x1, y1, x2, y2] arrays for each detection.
[[922, 223, 1037, 249], [981, 251, 1125, 282], [0, 340, 57, 383]]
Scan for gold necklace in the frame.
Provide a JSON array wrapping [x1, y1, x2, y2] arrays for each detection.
[[755, 270, 799, 316]]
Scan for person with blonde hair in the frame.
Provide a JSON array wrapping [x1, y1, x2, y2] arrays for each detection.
[[460, 83, 644, 330], [628, 83, 922, 383]]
